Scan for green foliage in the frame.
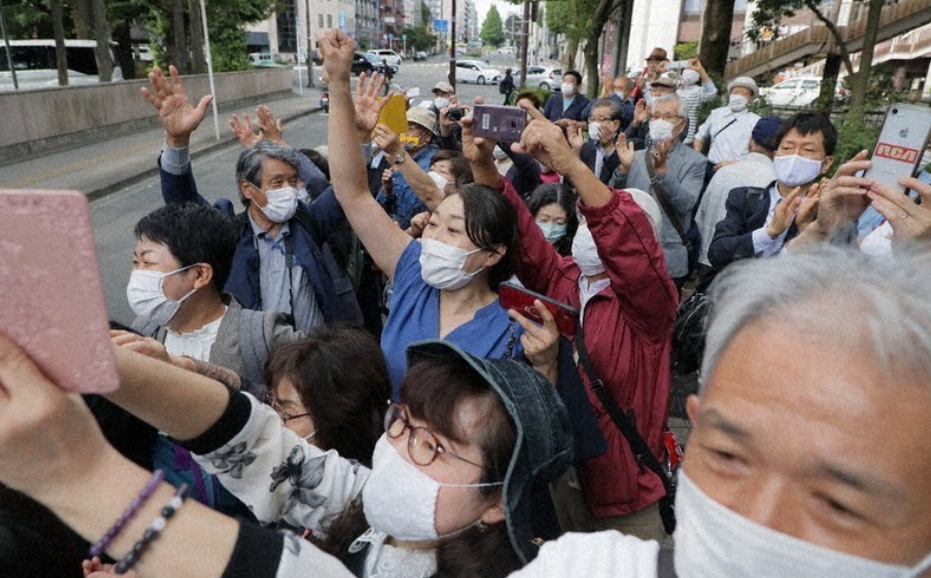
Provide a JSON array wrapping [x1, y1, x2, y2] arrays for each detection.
[[480, 4, 505, 48], [545, 0, 570, 36], [674, 41, 698, 61], [832, 108, 880, 170], [400, 25, 437, 53], [421, 0, 432, 23]]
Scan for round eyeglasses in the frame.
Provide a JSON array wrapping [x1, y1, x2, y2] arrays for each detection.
[[384, 402, 484, 468]]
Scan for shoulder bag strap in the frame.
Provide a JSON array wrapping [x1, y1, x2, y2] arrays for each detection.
[[712, 117, 738, 140], [657, 545, 678, 578], [573, 324, 675, 500], [645, 152, 690, 246]]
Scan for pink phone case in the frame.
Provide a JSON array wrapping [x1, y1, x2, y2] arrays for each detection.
[[0, 189, 119, 393]]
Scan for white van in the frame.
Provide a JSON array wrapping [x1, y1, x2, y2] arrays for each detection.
[[0, 39, 123, 91]]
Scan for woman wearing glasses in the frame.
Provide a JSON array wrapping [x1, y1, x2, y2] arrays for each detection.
[[0, 332, 571, 578]]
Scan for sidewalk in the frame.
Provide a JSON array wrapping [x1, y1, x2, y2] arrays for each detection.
[[0, 87, 325, 200]]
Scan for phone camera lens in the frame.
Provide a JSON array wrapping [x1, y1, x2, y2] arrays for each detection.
[[892, 107, 899, 114]]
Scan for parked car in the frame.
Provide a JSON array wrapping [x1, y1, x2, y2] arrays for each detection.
[[352, 51, 380, 75], [760, 76, 844, 107], [249, 52, 284, 68], [367, 49, 402, 71], [452, 60, 501, 85], [517, 66, 562, 90], [413, 50, 428, 61]]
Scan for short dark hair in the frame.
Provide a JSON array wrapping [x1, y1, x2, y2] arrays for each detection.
[[431, 150, 474, 185], [454, 184, 518, 290], [515, 91, 541, 110], [133, 202, 238, 291], [264, 326, 390, 467], [564, 70, 582, 85], [775, 112, 838, 156]]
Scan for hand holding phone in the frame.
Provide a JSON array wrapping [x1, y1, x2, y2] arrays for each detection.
[[499, 281, 578, 337], [864, 103, 931, 194], [472, 105, 527, 142]]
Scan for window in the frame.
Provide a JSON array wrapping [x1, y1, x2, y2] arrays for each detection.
[[319, 14, 324, 28], [327, 14, 333, 27]]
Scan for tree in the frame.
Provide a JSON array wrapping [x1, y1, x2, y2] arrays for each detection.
[[480, 5, 506, 48], [748, 0, 886, 112], [401, 24, 437, 52], [698, 0, 735, 79]]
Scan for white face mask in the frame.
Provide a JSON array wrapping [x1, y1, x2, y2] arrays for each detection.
[[774, 154, 824, 187], [257, 186, 301, 223], [362, 435, 501, 542], [571, 225, 605, 276], [427, 170, 450, 192], [729, 93, 749, 112], [561, 82, 576, 96], [126, 265, 198, 333], [614, 90, 627, 100], [588, 122, 603, 141], [434, 96, 450, 110], [419, 238, 485, 290], [537, 220, 567, 244], [649, 119, 676, 144], [675, 471, 931, 578]]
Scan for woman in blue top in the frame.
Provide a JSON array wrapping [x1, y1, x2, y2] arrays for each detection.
[[327, 60, 526, 395]]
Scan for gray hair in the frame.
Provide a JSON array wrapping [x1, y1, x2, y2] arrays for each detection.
[[235, 141, 301, 205], [653, 93, 688, 120], [701, 245, 931, 393], [589, 98, 623, 121]]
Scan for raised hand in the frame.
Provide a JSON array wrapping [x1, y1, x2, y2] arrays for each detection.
[[509, 300, 560, 385], [373, 124, 402, 156], [809, 150, 872, 235], [229, 112, 261, 148], [253, 105, 284, 144], [567, 123, 585, 155], [511, 101, 579, 177], [317, 29, 356, 83], [796, 181, 821, 231], [633, 99, 649, 125], [354, 72, 391, 136], [141, 65, 212, 148], [616, 133, 636, 172], [869, 176, 931, 243], [766, 186, 802, 239]]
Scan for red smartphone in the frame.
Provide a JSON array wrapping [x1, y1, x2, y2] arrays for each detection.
[[498, 281, 578, 337], [0, 189, 119, 393]]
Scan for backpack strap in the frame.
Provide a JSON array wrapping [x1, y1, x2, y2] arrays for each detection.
[[238, 306, 270, 388]]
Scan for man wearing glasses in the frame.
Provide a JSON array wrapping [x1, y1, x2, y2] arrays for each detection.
[[578, 99, 624, 184], [610, 93, 706, 290]]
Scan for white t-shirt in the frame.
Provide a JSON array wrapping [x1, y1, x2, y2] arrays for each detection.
[[509, 531, 660, 578]]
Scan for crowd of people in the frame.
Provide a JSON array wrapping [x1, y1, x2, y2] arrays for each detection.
[[2, 28, 931, 578]]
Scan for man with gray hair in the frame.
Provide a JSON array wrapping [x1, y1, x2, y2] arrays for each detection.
[[508, 245, 931, 577], [143, 65, 362, 332], [610, 93, 706, 289]]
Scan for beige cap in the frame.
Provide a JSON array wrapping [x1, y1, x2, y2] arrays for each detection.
[[727, 76, 759, 97], [432, 81, 455, 95], [407, 107, 437, 134]]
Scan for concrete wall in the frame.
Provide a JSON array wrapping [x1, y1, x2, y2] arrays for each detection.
[[0, 68, 293, 164]]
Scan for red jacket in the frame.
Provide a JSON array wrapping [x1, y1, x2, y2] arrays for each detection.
[[499, 176, 677, 517]]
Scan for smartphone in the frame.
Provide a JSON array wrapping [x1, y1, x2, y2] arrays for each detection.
[[667, 60, 689, 70], [864, 103, 931, 193], [406, 86, 421, 98], [499, 281, 578, 337], [376, 94, 410, 135], [0, 189, 119, 393], [472, 104, 527, 142]]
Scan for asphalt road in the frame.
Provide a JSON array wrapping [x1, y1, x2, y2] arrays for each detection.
[[92, 56, 517, 325]]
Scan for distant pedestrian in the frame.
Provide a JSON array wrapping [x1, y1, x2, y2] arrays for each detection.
[[379, 59, 394, 94], [500, 67, 516, 104]]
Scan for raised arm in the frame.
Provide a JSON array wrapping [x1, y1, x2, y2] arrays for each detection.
[[142, 65, 211, 149], [320, 30, 411, 281], [373, 123, 445, 210]]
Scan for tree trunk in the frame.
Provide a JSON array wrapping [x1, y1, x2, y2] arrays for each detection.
[[51, 0, 68, 86], [813, 51, 842, 113], [171, 0, 190, 73], [698, 0, 736, 79], [612, 0, 633, 77], [188, 0, 205, 74], [850, 0, 884, 109], [71, 0, 93, 39], [565, 36, 579, 71], [112, 21, 136, 80], [91, 0, 113, 81], [583, 36, 599, 98], [519, 0, 530, 94]]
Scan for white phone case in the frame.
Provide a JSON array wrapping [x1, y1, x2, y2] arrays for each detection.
[[865, 103, 931, 192]]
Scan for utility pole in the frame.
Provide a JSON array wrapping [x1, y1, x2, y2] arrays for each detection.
[[306, 0, 314, 87], [449, 0, 457, 88], [519, 0, 529, 90]]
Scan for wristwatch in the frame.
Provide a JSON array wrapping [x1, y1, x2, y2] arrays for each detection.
[[392, 150, 407, 165]]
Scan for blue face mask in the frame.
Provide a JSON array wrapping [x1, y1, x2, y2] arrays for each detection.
[[537, 220, 568, 244]]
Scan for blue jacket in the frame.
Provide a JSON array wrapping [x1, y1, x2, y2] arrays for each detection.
[[159, 163, 352, 324]]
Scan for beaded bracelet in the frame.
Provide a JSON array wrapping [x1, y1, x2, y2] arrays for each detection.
[[113, 483, 189, 575], [89, 469, 166, 558]]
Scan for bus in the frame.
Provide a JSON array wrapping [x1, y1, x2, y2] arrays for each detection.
[[0, 39, 122, 91]]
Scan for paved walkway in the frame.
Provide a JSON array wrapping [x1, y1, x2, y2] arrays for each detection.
[[0, 88, 325, 200]]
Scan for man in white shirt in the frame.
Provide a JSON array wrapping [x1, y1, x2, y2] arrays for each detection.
[[707, 112, 835, 270], [693, 76, 761, 171], [694, 115, 781, 268]]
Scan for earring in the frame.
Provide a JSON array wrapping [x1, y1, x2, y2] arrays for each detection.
[[477, 521, 488, 533]]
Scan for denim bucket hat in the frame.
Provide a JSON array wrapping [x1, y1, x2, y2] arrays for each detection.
[[405, 340, 574, 564]]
